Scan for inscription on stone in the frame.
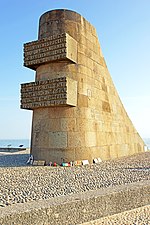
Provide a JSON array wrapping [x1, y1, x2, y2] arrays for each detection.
[[21, 77, 77, 109], [24, 33, 77, 69]]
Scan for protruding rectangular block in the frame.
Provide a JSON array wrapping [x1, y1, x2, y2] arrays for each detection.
[[20, 77, 77, 110], [24, 33, 77, 70]]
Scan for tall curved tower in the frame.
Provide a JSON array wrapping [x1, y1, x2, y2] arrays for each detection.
[[21, 9, 144, 164]]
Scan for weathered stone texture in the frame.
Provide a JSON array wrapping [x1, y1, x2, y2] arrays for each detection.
[[24, 33, 77, 69], [21, 9, 145, 164], [21, 77, 77, 109]]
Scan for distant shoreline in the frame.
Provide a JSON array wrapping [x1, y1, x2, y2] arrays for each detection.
[[0, 147, 27, 153], [0, 138, 150, 149], [0, 139, 30, 149]]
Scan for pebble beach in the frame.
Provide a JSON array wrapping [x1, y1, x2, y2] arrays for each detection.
[[0, 149, 150, 224]]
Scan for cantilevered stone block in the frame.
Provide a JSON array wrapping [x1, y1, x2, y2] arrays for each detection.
[[24, 33, 77, 70], [21, 77, 77, 109]]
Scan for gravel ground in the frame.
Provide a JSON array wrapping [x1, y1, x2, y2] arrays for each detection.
[[81, 205, 150, 225], [0, 150, 149, 208]]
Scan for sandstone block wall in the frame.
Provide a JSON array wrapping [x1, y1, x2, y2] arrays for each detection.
[[21, 9, 145, 164]]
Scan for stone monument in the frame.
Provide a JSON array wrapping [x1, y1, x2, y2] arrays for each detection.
[[21, 9, 145, 164]]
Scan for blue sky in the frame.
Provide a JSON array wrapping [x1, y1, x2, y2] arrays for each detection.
[[0, 0, 150, 139]]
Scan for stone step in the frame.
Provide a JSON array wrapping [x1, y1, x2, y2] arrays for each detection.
[[81, 205, 150, 225], [0, 180, 149, 225]]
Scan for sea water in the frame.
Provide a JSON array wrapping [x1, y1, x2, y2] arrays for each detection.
[[0, 138, 149, 149], [0, 139, 30, 148], [144, 138, 150, 150]]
